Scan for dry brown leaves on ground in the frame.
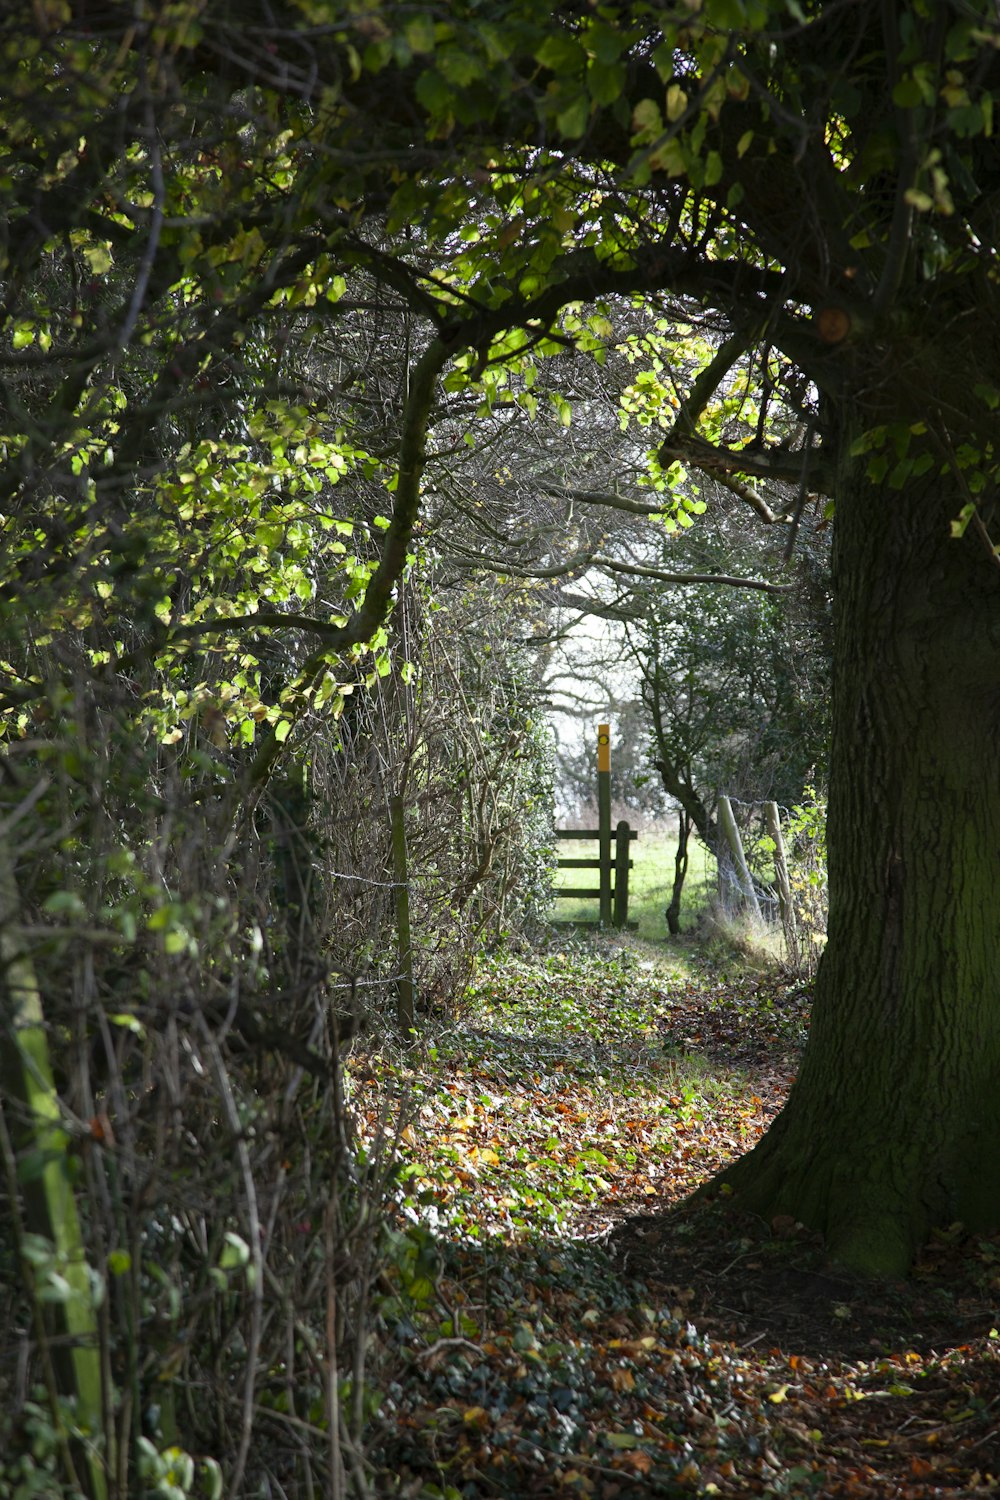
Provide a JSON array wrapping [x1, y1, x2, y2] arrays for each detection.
[[347, 943, 1000, 1498]]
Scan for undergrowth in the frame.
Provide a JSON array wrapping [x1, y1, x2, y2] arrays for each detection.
[[342, 934, 1000, 1499]]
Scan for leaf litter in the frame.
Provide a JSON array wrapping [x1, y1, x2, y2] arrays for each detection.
[[347, 938, 1000, 1497]]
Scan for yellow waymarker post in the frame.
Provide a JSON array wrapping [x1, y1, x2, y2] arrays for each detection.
[[597, 723, 612, 924]]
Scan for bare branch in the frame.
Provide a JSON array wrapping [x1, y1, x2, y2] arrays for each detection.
[[545, 473, 784, 528], [552, 590, 644, 623], [709, 470, 782, 525], [539, 482, 675, 519], [593, 555, 792, 594], [661, 431, 830, 487], [451, 545, 789, 593]]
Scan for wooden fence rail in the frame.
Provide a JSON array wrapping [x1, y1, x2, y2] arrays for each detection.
[[553, 822, 637, 929]]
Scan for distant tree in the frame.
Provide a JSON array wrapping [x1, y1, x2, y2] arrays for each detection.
[[625, 507, 831, 929], [552, 700, 671, 825]]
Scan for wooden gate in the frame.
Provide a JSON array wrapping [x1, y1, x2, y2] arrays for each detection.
[[553, 723, 637, 929]]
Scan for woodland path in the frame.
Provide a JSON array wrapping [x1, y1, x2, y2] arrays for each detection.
[[351, 940, 1000, 1498]]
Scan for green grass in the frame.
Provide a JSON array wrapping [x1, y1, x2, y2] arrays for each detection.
[[549, 825, 717, 941]]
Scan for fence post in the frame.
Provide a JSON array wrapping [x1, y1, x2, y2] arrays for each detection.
[[718, 794, 763, 921], [597, 723, 612, 926], [614, 820, 631, 929], [389, 794, 416, 1038], [764, 800, 798, 964]]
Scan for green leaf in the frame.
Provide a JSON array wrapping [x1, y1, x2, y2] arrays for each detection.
[[414, 69, 454, 117], [219, 1232, 250, 1271], [892, 77, 925, 109], [200, 1458, 224, 1500], [437, 47, 483, 87], [108, 1012, 145, 1035], [586, 22, 625, 65], [20, 1233, 56, 1268], [587, 59, 626, 107], [41, 889, 87, 917], [665, 84, 687, 122], [82, 242, 113, 274], [556, 95, 590, 139], [404, 15, 436, 54], [535, 34, 584, 72], [631, 98, 662, 137], [706, 0, 747, 27]]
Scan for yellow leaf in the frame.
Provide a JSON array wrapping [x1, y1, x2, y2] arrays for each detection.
[[82, 243, 113, 275], [665, 84, 687, 121], [631, 98, 662, 136], [768, 1384, 789, 1404], [648, 138, 686, 177]]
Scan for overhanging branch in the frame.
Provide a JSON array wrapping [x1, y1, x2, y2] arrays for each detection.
[[450, 545, 789, 593], [542, 475, 782, 527], [540, 481, 676, 519], [660, 431, 832, 489], [593, 556, 791, 594], [553, 590, 644, 623]]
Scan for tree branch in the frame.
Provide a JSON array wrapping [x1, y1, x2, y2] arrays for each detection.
[[593, 556, 791, 594], [660, 431, 832, 488], [553, 590, 643, 623], [662, 329, 756, 450], [540, 481, 680, 519], [709, 470, 781, 525], [245, 332, 454, 788], [450, 544, 789, 593]]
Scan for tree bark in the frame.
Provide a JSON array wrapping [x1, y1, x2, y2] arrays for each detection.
[[665, 809, 690, 937], [715, 421, 1000, 1276]]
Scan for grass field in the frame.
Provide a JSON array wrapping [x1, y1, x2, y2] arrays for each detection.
[[549, 823, 717, 940]]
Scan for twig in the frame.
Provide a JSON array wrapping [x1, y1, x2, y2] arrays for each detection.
[[199, 1022, 264, 1500], [416, 1336, 484, 1363]]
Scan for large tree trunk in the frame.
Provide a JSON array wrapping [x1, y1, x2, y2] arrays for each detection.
[[715, 424, 1000, 1276]]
